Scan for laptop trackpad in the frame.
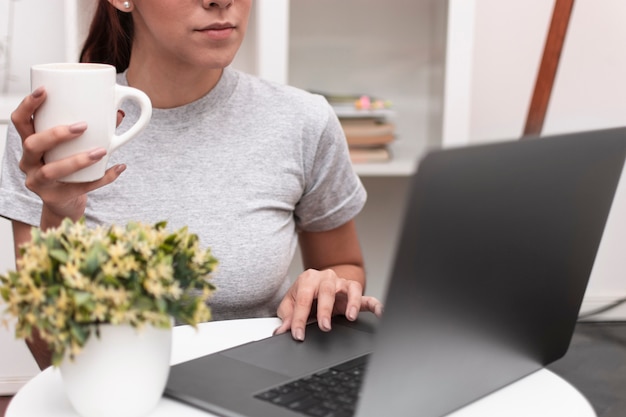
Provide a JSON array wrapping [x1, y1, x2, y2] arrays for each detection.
[[220, 322, 375, 378]]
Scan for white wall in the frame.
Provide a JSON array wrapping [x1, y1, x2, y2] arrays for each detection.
[[0, 106, 40, 395], [0, 0, 66, 94], [545, 0, 626, 318], [443, 0, 626, 319]]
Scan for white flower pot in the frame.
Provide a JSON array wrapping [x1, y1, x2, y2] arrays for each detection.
[[59, 323, 172, 417]]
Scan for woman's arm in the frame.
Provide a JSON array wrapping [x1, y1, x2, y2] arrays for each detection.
[[12, 220, 53, 370], [12, 220, 31, 260], [300, 219, 366, 289], [274, 220, 383, 341]]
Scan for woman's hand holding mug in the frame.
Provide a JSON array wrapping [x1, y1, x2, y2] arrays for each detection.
[[30, 63, 152, 182], [11, 63, 152, 224]]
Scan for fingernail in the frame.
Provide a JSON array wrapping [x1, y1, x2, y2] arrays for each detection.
[[348, 306, 358, 321], [69, 122, 88, 133], [321, 318, 331, 331], [88, 148, 107, 160], [293, 328, 304, 341], [31, 87, 45, 98], [114, 164, 126, 174]]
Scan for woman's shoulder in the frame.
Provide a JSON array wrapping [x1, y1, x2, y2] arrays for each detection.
[[231, 68, 330, 116]]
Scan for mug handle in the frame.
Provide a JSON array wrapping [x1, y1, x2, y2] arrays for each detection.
[[110, 85, 153, 152]]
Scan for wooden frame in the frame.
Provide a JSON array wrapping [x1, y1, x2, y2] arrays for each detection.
[[523, 0, 576, 137]]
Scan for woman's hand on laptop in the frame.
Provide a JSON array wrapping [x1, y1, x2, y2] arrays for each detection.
[[274, 268, 384, 341]]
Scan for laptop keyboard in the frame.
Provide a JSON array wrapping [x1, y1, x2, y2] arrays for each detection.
[[254, 354, 370, 417]]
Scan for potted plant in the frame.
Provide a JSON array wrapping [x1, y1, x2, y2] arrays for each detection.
[[0, 218, 217, 417]]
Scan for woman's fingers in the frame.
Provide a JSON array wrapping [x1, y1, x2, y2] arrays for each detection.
[[11, 87, 45, 140], [275, 269, 384, 343], [343, 280, 364, 321], [20, 123, 89, 169], [360, 296, 384, 318], [34, 147, 106, 183], [314, 273, 338, 331], [116, 109, 125, 126]]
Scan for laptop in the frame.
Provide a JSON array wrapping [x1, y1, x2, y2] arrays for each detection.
[[165, 127, 626, 417]]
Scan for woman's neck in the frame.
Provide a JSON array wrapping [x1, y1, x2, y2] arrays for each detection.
[[125, 61, 223, 109]]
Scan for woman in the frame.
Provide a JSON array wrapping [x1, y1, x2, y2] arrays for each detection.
[[0, 0, 382, 369]]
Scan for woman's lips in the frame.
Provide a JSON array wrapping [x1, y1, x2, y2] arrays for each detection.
[[197, 23, 235, 41]]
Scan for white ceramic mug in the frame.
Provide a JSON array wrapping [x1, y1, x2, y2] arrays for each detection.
[[31, 63, 152, 182]]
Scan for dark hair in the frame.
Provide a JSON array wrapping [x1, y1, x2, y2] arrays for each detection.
[[79, 1, 134, 73]]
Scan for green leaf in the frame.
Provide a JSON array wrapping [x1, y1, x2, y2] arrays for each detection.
[[83, 243, 108, 276], [51, 349, 65, 367], [49, 249, 68, 264], [73, 291, 92, 306], [69, 321, 88, 346], [133, 295, 155, 311], [0, 287, 9, 302], [155, 298, 167, 313]]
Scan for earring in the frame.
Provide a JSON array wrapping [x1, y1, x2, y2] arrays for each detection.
[[123, 1, 131, 9]]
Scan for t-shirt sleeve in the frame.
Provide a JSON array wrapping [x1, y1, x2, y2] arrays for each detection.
[[294, 96, 367, 232], [0, 122, 43, 226]]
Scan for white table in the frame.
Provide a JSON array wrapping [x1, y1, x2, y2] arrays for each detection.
[[7, 317, 597, 417]]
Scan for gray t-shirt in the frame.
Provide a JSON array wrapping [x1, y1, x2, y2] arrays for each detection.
[[0, 67, 366, 320]]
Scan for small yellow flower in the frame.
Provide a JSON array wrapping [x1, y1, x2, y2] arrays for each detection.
[[108, 241, 127, 260], [156, 262, 174, 281], [168, 281, 183, 299], [60, 263, 87, 289], [67, 247, 85, 263], [19, 244, 51, 271], [28, 285, 46, 305], [144, 278, 166, 298], [54, 313, 66, 329], [90, 285, 108, 301], [16, 270, 34, 288], [42, 305, 56, 319], [133, 241, 153, 258], [24, 312, 37, 325], [92, 303, 108, 322], [110, 310, 126, 325], [123, 310, 138, 324], [101, 260, 118, 278], [15, 327, 30, 339], [56, 289, 69, 310], [69, 340, 82, 357], [202, 285, 213, 300], [105, 288, 129, 306], [119, 256, 140, 273]]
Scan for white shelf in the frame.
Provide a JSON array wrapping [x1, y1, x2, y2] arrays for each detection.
[[285, 0, 445, 178], [332, 105, 396, 120], [352, 140, 425, 177]]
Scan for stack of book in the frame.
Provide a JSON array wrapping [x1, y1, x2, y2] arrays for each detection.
[[340, 112, 395, 163], [320, 93, 396, 164]]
